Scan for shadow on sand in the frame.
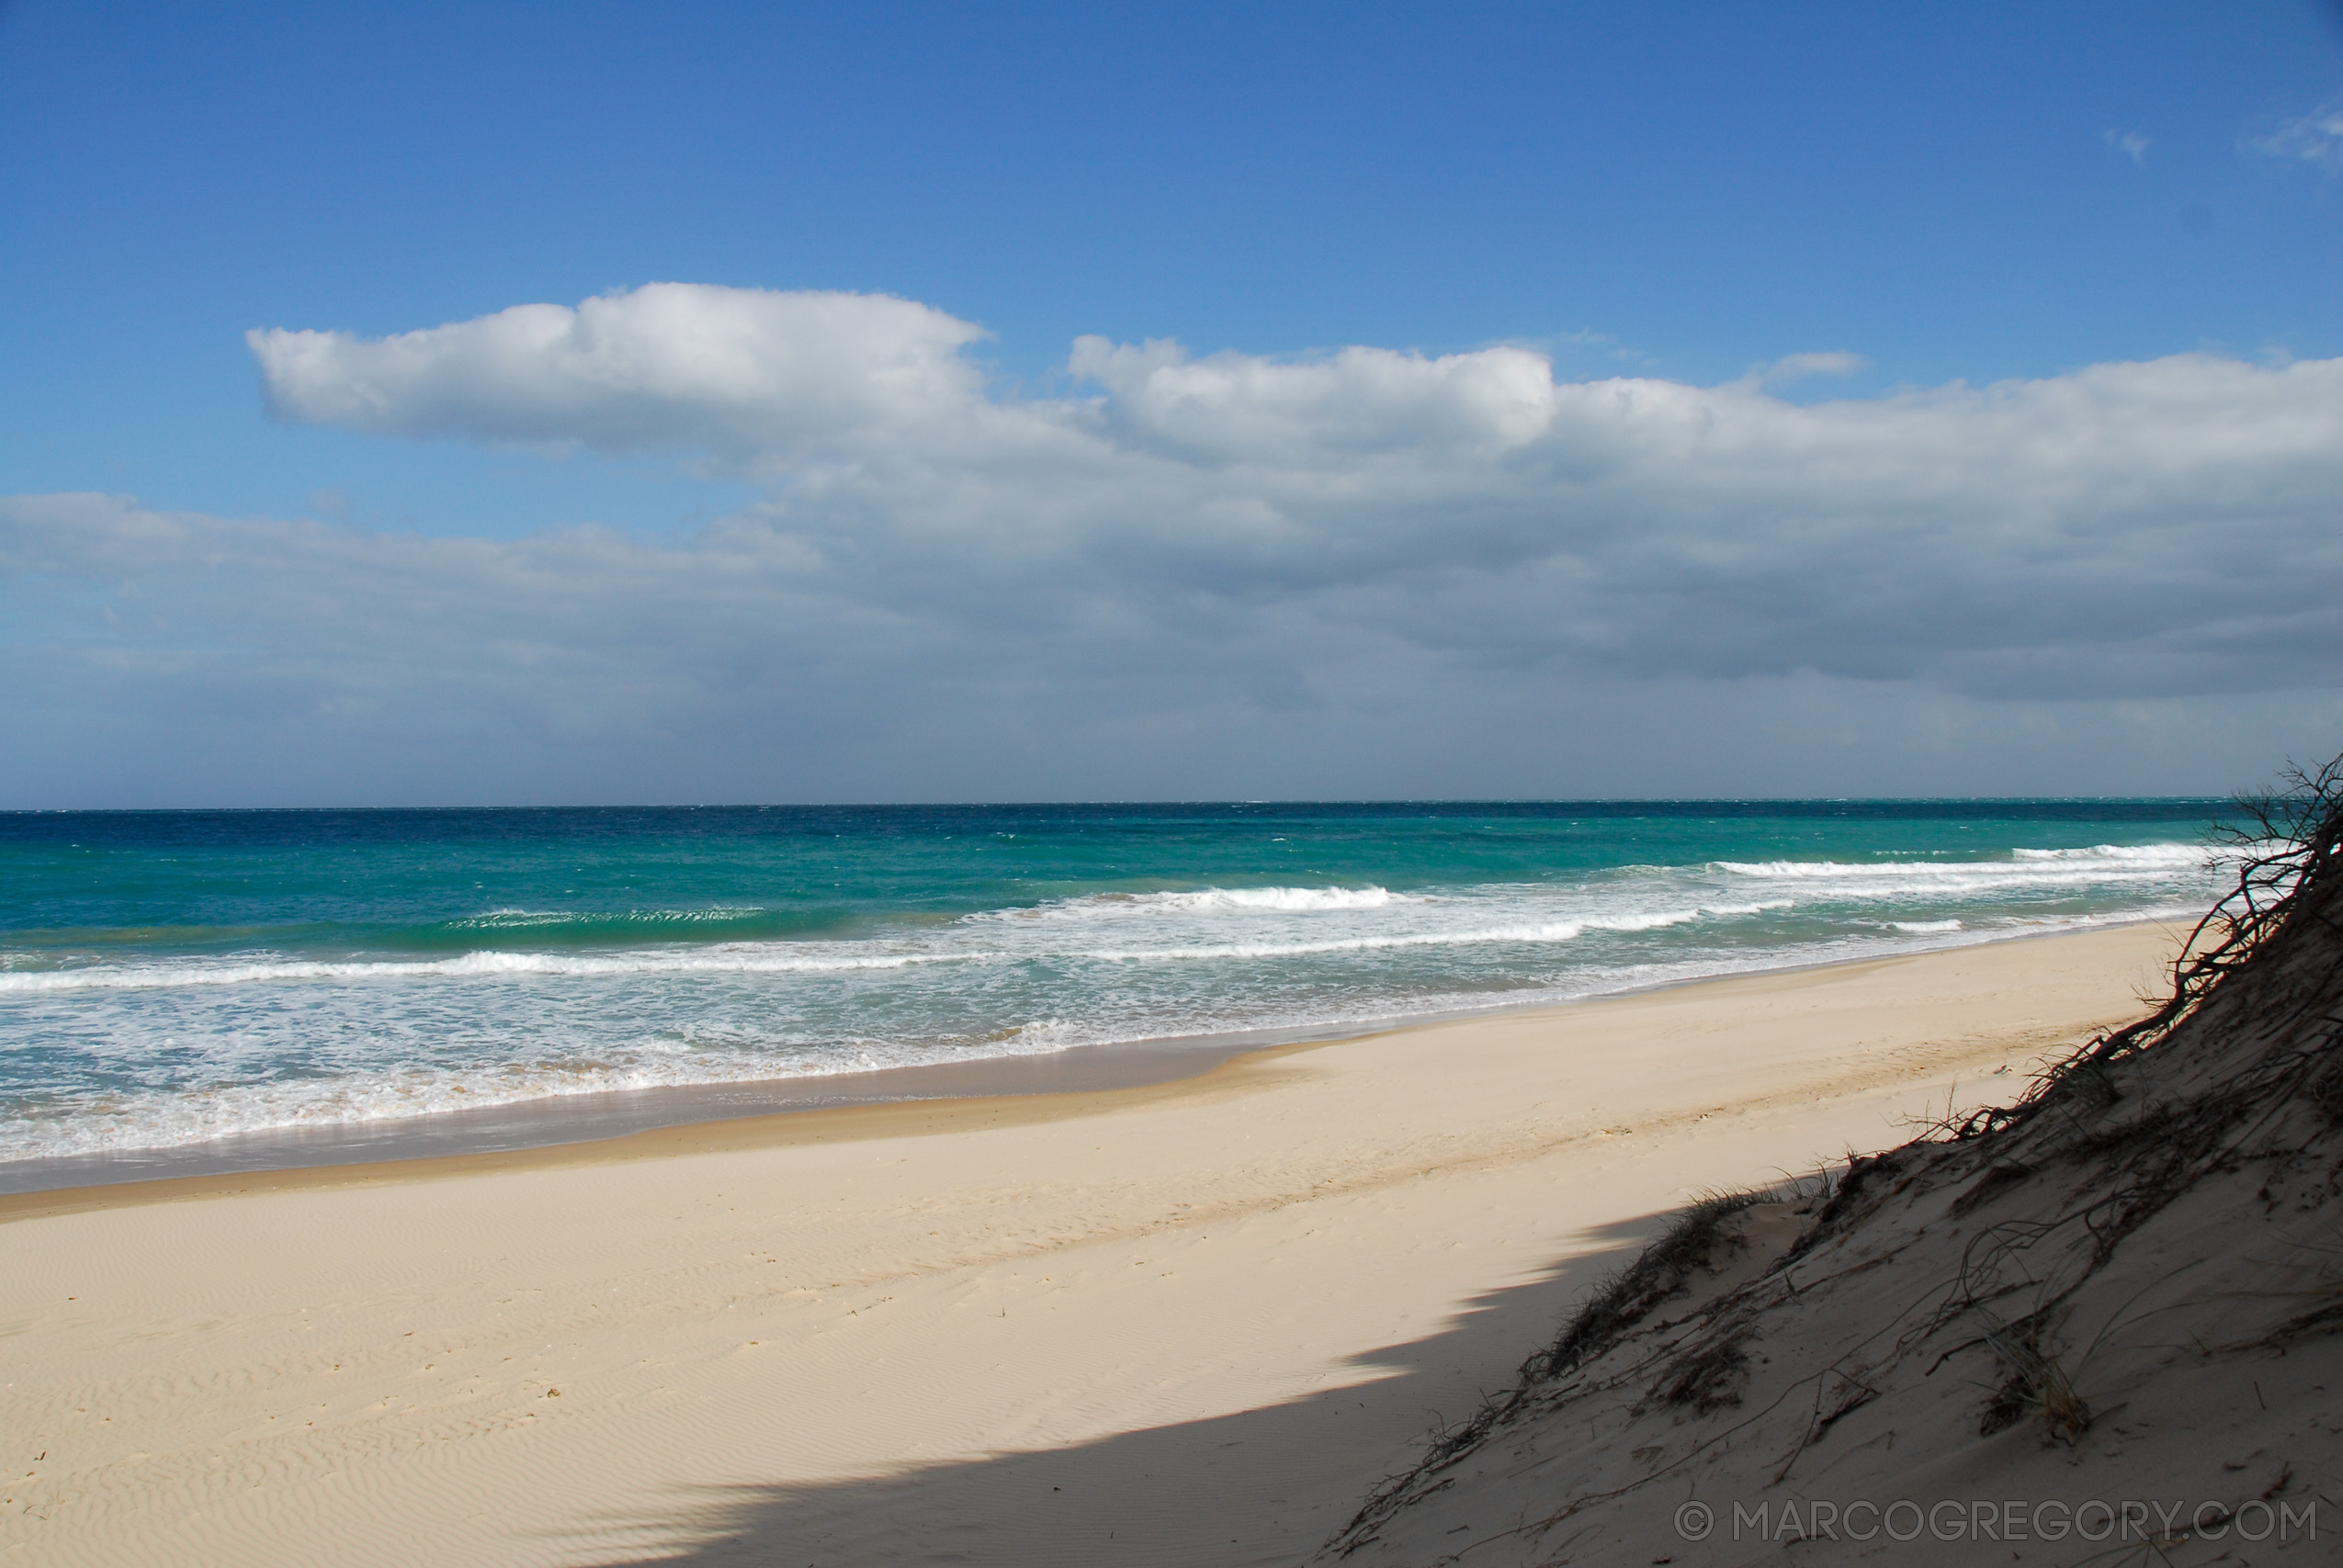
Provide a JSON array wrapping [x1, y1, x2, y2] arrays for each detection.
[[569, 1212, 1665, 1568]]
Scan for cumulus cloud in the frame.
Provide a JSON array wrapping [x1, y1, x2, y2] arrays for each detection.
[[210, 284, 2343, 693], [248, 285, 992, 458], [1067, 334, 1562, 457], [11, 284, 2343, 802], [2103, 129, 2152, 165], [2246, 102, 2343, 170]]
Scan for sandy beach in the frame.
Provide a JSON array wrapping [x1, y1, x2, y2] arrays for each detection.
[[3, 924, 2178, 1567]]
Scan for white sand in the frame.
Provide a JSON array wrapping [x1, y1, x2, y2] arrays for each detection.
[[1, 925, 2176, 1567]]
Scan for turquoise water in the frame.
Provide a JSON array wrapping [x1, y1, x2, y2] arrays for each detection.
[[0, 802, 2225, 1165]]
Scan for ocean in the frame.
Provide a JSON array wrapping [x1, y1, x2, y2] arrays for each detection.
[[0, 801, 2227, 1180]]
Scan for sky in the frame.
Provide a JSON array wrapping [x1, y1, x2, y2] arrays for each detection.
[[4, 0, 2343, 807]]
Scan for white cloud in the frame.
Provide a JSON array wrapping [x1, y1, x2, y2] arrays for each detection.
[[2103, 129, 2152, 165], [248, 285, 992, 458], [1067, 334, 1561, 457], [10, 284, 2343, 802], [2246, 103, 2343, 170]]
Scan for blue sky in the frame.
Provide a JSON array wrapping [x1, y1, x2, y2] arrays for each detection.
[[4, 2, 2343, 805]]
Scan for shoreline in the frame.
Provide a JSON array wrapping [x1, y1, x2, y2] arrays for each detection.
[[0, 915, 2183, 1205], [3, 919, 2181, 1565]]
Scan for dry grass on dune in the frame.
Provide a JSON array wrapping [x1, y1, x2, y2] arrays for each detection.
[[1323, 761, 2343, 1567]]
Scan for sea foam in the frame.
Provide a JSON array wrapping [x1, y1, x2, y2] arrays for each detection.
[[0, 811, 2226, 1167]]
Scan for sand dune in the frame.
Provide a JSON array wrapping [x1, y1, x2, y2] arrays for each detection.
[[1326, 838, 2343, 1566], [3, 927, 2173, 1567]]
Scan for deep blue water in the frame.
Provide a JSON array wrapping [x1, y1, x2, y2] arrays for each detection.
[[0, 801, 2225, 1163]]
